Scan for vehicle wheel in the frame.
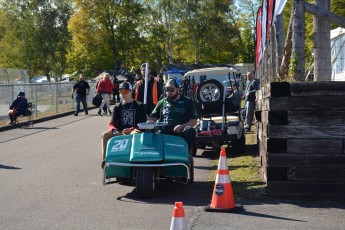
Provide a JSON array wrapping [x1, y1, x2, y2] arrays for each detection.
[[231, 132, 246, 154], [196, 79, 224, 103], [136, 167, 155, 198], [188, 156, 194, 184]]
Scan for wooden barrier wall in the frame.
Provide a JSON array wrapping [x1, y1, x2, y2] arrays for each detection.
[[256, 81, 345, 198]]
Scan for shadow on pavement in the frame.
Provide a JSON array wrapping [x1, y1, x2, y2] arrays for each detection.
[[0, 164, 22, 170], [239, 210, 307, 222], [115, 181, 213, 206]]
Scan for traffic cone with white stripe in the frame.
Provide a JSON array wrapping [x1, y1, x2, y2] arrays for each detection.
[[204, 148, 244, 213], [170, 202, 187, 230]]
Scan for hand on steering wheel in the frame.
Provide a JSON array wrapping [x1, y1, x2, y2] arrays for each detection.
[[173, 125, 184, 134]]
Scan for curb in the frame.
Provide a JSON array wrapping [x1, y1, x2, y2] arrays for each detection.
[[0, 106, 98, 132]]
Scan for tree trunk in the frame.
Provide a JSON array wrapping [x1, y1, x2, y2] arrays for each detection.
[[292, 0, 305, 81], [279, 10, 293, 80], [275, 14, 285, 76], [313, 0, 331, 81]]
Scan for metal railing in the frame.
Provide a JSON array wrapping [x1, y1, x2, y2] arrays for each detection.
[[0, 82, 97, 122]]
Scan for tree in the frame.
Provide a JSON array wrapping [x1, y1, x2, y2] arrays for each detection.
[[0, 0, 72, 80], [236, 0, 260, 63], [172, 0, 242, 64], [68, 0, 144, 76]]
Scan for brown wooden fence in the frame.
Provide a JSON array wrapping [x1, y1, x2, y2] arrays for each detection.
[[256, 81, 345, 198]]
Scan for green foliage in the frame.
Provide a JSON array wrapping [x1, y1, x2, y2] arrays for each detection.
[[0, 0, 72, 81], [331, 0, 345, 28], [235, 0, 260, 63], [1, 0, 261, 77], [289, 52, 300, 77]]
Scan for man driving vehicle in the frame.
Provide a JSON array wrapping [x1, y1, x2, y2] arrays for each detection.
[[148, 79, 197, 153]]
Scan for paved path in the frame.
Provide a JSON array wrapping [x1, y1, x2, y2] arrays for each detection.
[[0, 110, 345, 230]]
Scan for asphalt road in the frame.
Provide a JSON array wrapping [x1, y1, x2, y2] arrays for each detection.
[[1, 110, 345, 230]]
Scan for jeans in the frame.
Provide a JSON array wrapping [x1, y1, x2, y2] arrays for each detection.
[[76, 95, 88, 114], [245, 100, 255, 130], [99, 94, 111, 111]]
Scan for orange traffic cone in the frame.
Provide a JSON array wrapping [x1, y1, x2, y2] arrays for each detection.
[[205, 148, 244, 213], [170, 202, 187, 230]]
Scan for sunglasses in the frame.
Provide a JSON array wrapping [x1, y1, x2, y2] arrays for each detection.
[[165, 87, 175, 93], [120, 89, 130, 94]]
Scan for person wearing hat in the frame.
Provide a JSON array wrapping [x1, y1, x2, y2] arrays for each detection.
[[100, 81, 147, 168], [148, 79, 198, 153], [8, 92, 30, 125], [134, 63, 163, 114]]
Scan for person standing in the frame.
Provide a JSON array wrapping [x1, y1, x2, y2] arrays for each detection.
[[243, 71, 259, 132], [100, 82, 147, 168], [112, 75, 120, 103], [72, 74, 90, 116], [148, 79, 197, 153], [181, 76, 190, 97], [134, 63, 163, 114], [227, 82, 242, 111], [156, 74, 164, 89], [96, 73, 113, 116]]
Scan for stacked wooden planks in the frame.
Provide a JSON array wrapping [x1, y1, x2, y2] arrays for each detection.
[[256, 81, 345, 198]]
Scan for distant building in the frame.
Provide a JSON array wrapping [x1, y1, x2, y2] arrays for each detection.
[[331, 27, 345, 81]]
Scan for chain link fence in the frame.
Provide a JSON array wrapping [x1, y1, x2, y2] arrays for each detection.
[[0, 82, 97, 122], [0, 69, 30, 84]]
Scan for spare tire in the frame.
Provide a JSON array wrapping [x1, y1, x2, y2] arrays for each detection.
[[196, 79, 224, 103]]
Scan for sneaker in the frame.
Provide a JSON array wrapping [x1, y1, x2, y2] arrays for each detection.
[[108, 110, 112, 115], [74, 113, 78, 116], [97, 109, 103, 116], [85, 112, 88, 115]]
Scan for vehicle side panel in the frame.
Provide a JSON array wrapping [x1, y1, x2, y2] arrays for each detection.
[[105, 135, 132, 177], [130, 132, 164, 162], [163, 135, 189, 177]]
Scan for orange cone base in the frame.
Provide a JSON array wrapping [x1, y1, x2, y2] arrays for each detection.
[[204, 204, 244, 213]]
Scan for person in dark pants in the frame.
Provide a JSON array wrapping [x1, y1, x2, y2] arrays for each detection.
[[72, 74, 90, 116], [112, 75, 120, 103], [134, 63, 163, 114], [181, 76, 190, 97], [243, 71, 259, 132], [227, 82, 242, 112], [148, 79, 197, 153], [8, 91, 30, 125]]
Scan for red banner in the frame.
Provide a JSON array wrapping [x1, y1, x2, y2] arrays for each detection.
[[255, 6, 263, 70], [266, 0, 275, 41]]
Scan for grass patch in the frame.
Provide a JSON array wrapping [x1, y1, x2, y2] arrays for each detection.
[[210, 127, 267, 199]]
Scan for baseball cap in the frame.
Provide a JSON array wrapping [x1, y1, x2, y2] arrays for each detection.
[[119, 82, 133, 90], [165, 79, 179, 88]]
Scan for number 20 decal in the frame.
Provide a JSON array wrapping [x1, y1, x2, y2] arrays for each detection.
[[113, 139, 129, 149]]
